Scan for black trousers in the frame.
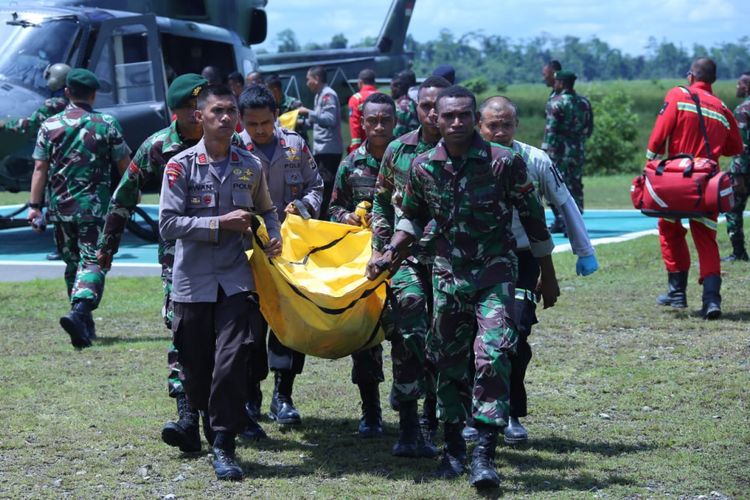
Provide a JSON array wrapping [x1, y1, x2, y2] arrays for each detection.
[[173, 288, 254, 433], [247, 313, 306, 385], [510, 249, 540, 418], [314, 153, 342, 220]]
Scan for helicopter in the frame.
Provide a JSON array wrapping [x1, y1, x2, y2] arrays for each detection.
[[0, 0, 416, 240]]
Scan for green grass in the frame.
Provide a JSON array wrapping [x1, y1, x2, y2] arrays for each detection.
[[1, 225, 749, 497]]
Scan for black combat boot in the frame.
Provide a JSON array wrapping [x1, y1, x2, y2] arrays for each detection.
[[701, 274, 722, 320], [357, 382, 383, 438], [435, 422, 467, 479], [462, 416, 479, 442], [503, 416, 528, 445], [421, 394, 438, 440], [392, 399, 436, 457], [200, 410, 215, 447], [656, 271, 688, 308], [59, 301, 93, 349], [211, 432, 243, 481], [240, 382, 267, 440], [269, 370, 302, 425], [722, 234, 749, 262], [161, 394, 201, 452], [469, 423, 501, 489]]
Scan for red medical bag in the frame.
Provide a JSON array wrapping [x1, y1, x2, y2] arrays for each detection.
[[630, 154, 734, 218]]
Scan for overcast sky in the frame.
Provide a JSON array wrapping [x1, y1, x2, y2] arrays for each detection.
[[257, 0, 749, 55]]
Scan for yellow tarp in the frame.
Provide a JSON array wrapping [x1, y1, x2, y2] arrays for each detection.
[[249, 214, 388, 359], [278, 109, 300, 131]]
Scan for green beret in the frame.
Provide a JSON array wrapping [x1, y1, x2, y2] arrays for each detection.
[[554, 70, 577, 82], [66, 68, 100, 90], [168, 74, 208, 109]]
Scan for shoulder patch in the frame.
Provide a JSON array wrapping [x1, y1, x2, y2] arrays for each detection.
[[165, 162, 184, 188], [127, 161, 140, 178]]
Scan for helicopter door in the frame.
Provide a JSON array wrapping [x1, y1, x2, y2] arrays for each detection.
[[86, 15, 168, 154]]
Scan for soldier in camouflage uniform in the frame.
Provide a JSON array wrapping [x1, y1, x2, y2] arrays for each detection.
[[27, 68, 131, 349], [0, 63, 70, 136], [391, 70, 419, 137], [329, 92, 397, 439], [371, 86, 559, 488], [97, 74, 208, 452], [541, 70, 593, 232], [723, 72, 750, 262], [370, 75, 451, 457]]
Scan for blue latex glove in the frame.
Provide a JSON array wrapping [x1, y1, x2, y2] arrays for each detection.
[[576, 254, 599, 276]]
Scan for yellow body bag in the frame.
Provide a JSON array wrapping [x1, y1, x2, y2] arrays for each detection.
[[249, 214, 388, 359]]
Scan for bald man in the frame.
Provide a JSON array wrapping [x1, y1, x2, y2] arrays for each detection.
[[477, 95, 598, 444]]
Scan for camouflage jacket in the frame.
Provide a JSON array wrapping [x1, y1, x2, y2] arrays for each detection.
[[541, 89, 593, 165], [100, 119, 199, 255], [393, 95, 419, 138], [731, 96, 750, 175], [396, 132, 553, 295], [371, 127, 436, 255], [2, 97, 68, 136], [279, 94, 303, 115], [328, 140, 384, 223], [32, 103, 130, 223]]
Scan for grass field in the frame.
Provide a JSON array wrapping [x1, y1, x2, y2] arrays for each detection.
[[2, 220, 750, 497]]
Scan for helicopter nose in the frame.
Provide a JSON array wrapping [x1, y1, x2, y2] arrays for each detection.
[[0, 81, 46, 121]]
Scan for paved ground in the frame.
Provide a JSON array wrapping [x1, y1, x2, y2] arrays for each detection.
[[0, 204, 668, 282]]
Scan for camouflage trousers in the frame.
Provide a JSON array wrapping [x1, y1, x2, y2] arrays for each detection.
[[387, 259, 435, 403], [430, 283, 517, 427], [53, 219, 106, 307], [557, 157, 584, 212], [158, 238, 184, 398], [352, 260, 436, 405], [726, 173, 750, 247]]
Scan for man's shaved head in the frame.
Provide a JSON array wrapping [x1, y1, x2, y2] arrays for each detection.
[[478, 96, 519, 147], [478, 96, 518, 121], [690, 58, 717, 84]]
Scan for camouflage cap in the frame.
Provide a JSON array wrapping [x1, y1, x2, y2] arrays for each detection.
[[66, 68, 100, 90], [554, 70, 577, 82], [167, 74, 208, 109]]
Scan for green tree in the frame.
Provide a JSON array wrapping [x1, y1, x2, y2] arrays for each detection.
[[330, 33, 348, 49], [277, 29, 300, 53], [587, 89, 640, 175]]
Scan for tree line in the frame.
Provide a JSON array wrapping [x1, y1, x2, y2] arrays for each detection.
[[264, 29, 750, 83]]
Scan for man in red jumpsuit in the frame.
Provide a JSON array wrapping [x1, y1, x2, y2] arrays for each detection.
[[646, 57, 743, 319], [347, 68, 379, 152]]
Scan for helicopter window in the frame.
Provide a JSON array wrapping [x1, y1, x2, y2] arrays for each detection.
[[160, 33, 236, 81], [0, 18, 79, 93], [112, 26, 155, 104], [92, 24, 157, 106]]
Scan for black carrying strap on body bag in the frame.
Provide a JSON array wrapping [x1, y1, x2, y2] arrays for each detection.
[[680, 85, 713, 161]]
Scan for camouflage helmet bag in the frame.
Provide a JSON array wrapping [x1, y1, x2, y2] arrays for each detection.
[[44, 63, 72, 92]]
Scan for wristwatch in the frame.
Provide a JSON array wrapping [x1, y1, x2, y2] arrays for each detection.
[[382, 243, 396, 255], [28, 202, 42, 209]]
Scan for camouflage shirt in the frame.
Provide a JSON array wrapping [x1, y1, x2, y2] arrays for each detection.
[[393, 95, 419, 138], [730, 96, 750, 175], [328, 140, 383, 223], [396, 132, 553, 295], [100, 119, 199, 255], [541, 89, 593, 165], [371, 127, 436, 256], [32, 102, 130, 222], [279, 94, 303, 115], [2, 97, 68, 136]]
